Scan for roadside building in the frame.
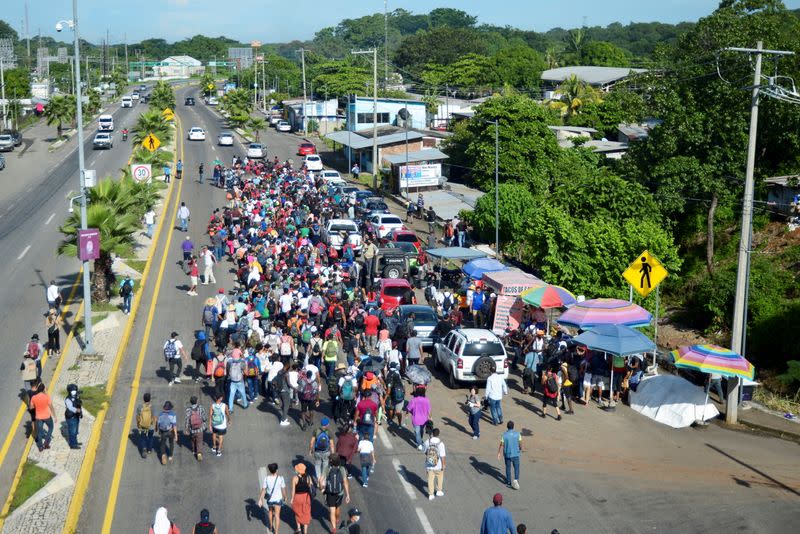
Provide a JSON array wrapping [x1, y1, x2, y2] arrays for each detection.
[[154, 56, 204, 78]]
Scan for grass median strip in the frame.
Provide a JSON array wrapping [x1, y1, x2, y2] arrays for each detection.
[[5, 461, 54, 517]]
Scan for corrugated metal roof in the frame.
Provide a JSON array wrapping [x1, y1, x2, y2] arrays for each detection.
[[324, 130, 423, 149], [541, 66, 647, 86], [384, 148, 449, 165]]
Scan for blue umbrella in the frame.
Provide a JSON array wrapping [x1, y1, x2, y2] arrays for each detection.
[[462, 258, 508, 280]]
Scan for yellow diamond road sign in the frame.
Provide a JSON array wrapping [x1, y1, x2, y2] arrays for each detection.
[[623, 250, 668, 298], [162, 108, 174, 121], [207, 83, 214, 90], [143, 133, 161, 152]]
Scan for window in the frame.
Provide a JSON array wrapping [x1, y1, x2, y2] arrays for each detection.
[[357, 112, 390, 124], [462, 342, 505, 357]]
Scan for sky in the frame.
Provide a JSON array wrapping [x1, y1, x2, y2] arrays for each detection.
[[5, 0, 800, 45]]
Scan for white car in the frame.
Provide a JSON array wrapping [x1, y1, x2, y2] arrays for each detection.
[[187, 127, 206, 141], [269, 115, 282, 125], [206, 96, 219, 106], [121, 96, 133, 108], [131, 92, 140, 101], [275, 120, 291, 132], [320, 169, 346, 185], [304, 154, 323, 171], [218, 131, 234, 146], [92, 132, 113, 149], [321, 219, 362, 253], [366, 213, 404, 239], [246, 143, 266, 159], [434, 329, 509, 388]]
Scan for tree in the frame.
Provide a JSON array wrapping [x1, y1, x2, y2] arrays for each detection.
[[220, 88, 253, 128], [85, 90, 102, 115], [133, 109, 171, 145], [568, 90, 646, 138], [580, 41, 631, 67], [312, 60, 371, 99], [491, 45, 547, 91], [393, 27, 489, 73], [109, 69, 128, 97], [5, 68, 31, 99], [148, 81, 175, 111], [199, 72, 216, 96], [44, 95, 77, 138], [428, 8, 477, 28], [548, 75, 602, 118], [248, 117, 266, 141]]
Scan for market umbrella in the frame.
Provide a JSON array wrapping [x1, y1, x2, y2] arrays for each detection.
[[574, 324, 656, 407], [671, 344, 755, 423], [557, 298, 652, 329], [405, 364, 432, 385], [520, 284, 577, 332], [462, 258, 508, 280], [358, 356, 385, 375]]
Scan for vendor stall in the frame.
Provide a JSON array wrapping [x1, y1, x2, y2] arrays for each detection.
[[482, 270, 542, 334]]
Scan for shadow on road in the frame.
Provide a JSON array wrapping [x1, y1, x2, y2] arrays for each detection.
[[705, 443, 800, 497], [468, 455, 506, 484]]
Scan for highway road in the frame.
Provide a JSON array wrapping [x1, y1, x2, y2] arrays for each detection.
[[76, 84, 800, 534], [0, 98, 152, 492]]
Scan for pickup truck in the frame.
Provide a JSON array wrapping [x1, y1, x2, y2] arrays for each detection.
[[321, 219, 362, 254]]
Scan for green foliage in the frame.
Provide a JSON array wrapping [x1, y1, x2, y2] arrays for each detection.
[[109, 69, 128, 96], [248, 117, 266, 141], [312, 60, 371, 98], [568, 90, 646, 138], [579, 41, 632, 67], [5, 67, 32, 98], [148, 81, 175, 112], [548, 75, 602, 118], [220, 88, 253, 128], [394, 27, 490, 73], [43, 95, 77, 138], [491, 45, 547, 91], [133, 110, 172, 145], [8, 461, 53, 516], [85, 90, 102, 115], [199, 72, 216, 96]]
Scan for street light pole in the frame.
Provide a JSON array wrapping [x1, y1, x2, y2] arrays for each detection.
[[0, 57, 8, 130], [494, 119, 499, 255], [384, 0, 389, 88], [352, 49, 378, 189]]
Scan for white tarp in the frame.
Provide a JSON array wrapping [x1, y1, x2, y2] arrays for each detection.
[[630, 374, 719, 428]]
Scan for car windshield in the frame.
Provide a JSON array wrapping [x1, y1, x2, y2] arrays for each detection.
[[383, 286, 408, 297], [381, 216, 402, 224], [390, 242, 417, 253], [301, 144, 314, 148], [395, 233, 417, 243], [462, 341, 504, 357], [329, 224, 356, 232], [306, 156, 320, 161], [409, 309, 437, 322], [220, 133, 232, 137], [249, 144, 262, 149]]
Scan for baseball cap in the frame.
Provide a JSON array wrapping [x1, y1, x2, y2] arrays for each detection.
[[170, 331, 178, 338], [321, 417, 330, 427], [348, 507, 361, 517], [493, 493, 503, 505]]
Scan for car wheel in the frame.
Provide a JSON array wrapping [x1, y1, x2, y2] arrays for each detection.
[[448, 368, 458, 389], [472, 356, 497, 380], [383, 266, 401, 279]]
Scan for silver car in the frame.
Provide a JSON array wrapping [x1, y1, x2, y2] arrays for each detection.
[[0, 154, 6, 170], [0, 134, 14, 152], [218, 131, 234, 146]]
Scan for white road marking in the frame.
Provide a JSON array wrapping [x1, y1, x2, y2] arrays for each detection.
[[415, 507, 435, 534], [17, 245, 31, 260], [6, 203, 15, 212], [45, 212, 56, 225], [211, 145, 216, 151], [378, 425, 393, 450], [391, 458, 417, 500]]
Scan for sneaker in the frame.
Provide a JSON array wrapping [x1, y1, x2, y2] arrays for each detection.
[[216, 451, 222, 457], [511, 480, 520, 490], [417, 444, 424, 451], [472, 435, 479, 440], [197, 453, 203, 461], [174, 377, 182, 383], [168, 380, 174, 386], [211, 447, 217, 454], [428, 495, 435, 501], [362, 483, 368, 488], [169, 456, 174, 462], [347, 474, 353, 480], [436, 491, 444, 497], [557, 414, 562, 421], [161, 454, 167, 465], [280, 420, 291, 426]]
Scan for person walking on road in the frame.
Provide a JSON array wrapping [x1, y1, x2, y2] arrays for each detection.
[[209, 392, 229, 457], [29, 382, 54, 452], [405, 387, 431, 450], [467, 386, 482, 439], [297, 369, 320, 430], [184, 395, 207, 461], [136, 392, 155, 458], [178, 202, 191, 232], [46, 280, 61, 311], [201, 246, 217, 285], [164, 332, 187, 385], [485, 370, 508, 425], [149, 507, 180, 534], [321, 455, 351, 532], [198, 163, 205, 184], [45, 309, 63, 355], [227, 349, 249, 412], [423, 427, 446, 500], [290, 463, 313, 534], [187, 256, 199, 296], [191, 508, 218, 534], [541, 365, 562, 421], [357, 431, 375, 487], [157, 401, 178, 465], [181, 236, 194, 265], [497, 421, 522, 490], [258, 463, 287, 534], [144, 208, 156, 238], [480, 493, 516, 534], [163, 164, 172, 184], [336, 426, 358, 480], [310, 417, 334, 481], [119, 275, 134, 315], [175, 159, 183, 180]]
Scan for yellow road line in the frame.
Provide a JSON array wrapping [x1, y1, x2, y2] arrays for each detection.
[[65, 116, 184, 534], [0, 298, 84, 526]]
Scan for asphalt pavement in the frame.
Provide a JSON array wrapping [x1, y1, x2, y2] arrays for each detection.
[[76, 88, 800, 534]]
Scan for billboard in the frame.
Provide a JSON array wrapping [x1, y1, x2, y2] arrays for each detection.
[[399, 163, 441, 189]]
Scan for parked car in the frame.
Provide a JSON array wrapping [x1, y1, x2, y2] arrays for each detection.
[[385, 241, 422, 271], [321, 169, 347, 186], [246, 143, 266, 159], [351, 190, 374, 203], [0, 134, 14, 152], [218, 131, 234, 146], [397, 305, 438, 348], [1, 130, 22, 147], [206, 96, 219, 106], [269, 114, 282, 125], [340, 185, 360, 197], [0, 154, 6, 170], [321, 219, 362, 253], [297, 142, 316, 156], [379, 278, 413, 311], [276, 120, 291, 132], [304, 154, 323, 171], [92, 132, 113, 149], [384, 229, 422, 253], [434, 328, 509, 388], [187, 127, 206, 141], [184, 97, 195, 106]]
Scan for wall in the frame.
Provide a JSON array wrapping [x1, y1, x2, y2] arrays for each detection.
[[348, 97, 426, 131]]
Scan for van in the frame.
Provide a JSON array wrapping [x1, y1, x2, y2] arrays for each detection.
[[98, 114, 114, 131], [121, 96, 132, 108]]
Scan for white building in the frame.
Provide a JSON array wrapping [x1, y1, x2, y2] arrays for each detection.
[[154, 56, 204, 78]]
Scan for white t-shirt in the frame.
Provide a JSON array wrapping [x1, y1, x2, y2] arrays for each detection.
[[267, 361, 284, 382], [303, 364, 320, 381], [262, 474, 286, 504], [163, 339, 183, 358], [144, 210, 155, 224], [279, 294, 294, 313], [357, 439, 374, 461], [424, 437, 446, 471], [46, 284, 60, 302], [288, 370, 299, 389], [203, 249, 215, 266]]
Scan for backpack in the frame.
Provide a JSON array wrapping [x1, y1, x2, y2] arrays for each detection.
[[211, 404, 224, 427], [442, 294, 454, 313], [343, 246, 354, 261], [309, 298, 322, 315], [280, 339, 293, 356], [301, 329, 312, 344], [157, 411, 172, 432], [314, 430, 330, 452], [191, 340, 206, 362], [271, 370, 286, 393], [425, 442, 440, 468], [246, 358, 259, 377], [310, 338, 322, 356], [354, 312, 365, 329], [567, 364, 579, 383], [340, 380, 355, 401], [326, 466, 344, 495], [267, 298, 277, 316], [137, 404, 153, 429], [189, 407, 203, 431], [328, 247, 339, 260], [361, 406, 374, 426], [424, 285, 434, 302], [324, 341, 338, 359], [300, 376, 318, 401], [327, 374, 340, 397], [27, 342, 40, 360], [120, 280, 132, 297], [546, 373, 558, 394], [213, 359, 226, 378], [163, 340, 177, 359], [333, 306, 344, 322], [391, 377, 405, 403]]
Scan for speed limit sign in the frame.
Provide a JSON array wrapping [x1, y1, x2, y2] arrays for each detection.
[[131, 164, 152, 183]]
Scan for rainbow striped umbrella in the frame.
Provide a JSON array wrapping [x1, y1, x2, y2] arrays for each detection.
[[520, 284, 577, 309], [671, 344, 755, 380], [556, 298, 652, 329]]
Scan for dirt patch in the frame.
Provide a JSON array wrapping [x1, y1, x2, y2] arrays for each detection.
[[657, 320, 712, 351]]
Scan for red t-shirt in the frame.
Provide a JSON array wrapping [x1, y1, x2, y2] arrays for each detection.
[[355, 398, 378, 425], [364, 314, 380, 336]]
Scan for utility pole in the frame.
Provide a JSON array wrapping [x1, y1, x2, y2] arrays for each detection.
[[25, 1, 31, 69], [384, 0, 389, 88], [352, 48, 378, 189], [725, 42, 794, 424], [0, 58, 7, 130], [124, 33, 128, 78], [297, 48, 307, 135]]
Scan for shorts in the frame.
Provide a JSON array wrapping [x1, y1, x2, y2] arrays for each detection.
[[582, 373, 593, 388], [300, 400, 314, 412], [212, 427, 227, 436], [325, 492, 343, 508], [190, 276, 198, 285], [542, 395, 558, 408], [591, 375, 606, 389]]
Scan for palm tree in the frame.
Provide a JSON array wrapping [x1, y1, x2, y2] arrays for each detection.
[[133, 110, 172, 145], [248, 117, 266, 141], [58, 204, 140, 302], [149, 81, 175, 111], [548, 74, 602, 119], [87, 175, 160, 219], [85, 90, 102, 115], [199, 72, 216, 97], [44, 95, 77, 138], [132, 146, 174, 169]]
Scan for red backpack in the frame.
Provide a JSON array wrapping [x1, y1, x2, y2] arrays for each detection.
[[27, 342, 40, 359]]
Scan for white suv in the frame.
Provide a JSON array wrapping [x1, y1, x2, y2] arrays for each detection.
[[304, 154, 323, 171], [434, 328, 508, 388]]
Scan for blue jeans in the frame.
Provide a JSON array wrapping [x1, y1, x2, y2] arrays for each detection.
[[413, 424, 424, 447], [468, 410, 481, 437], [246, 376, 259, 401], [504, 456, 520, 484], [199, 171, 204, 183], [66, 416, 79, 448], [122, 294, 132, 314], [214, 245, 225, 263], [488, 398, 502, 425], [180, 218, 188, 232], [361, 461, 372, 485], [35, 417, 53, 449], [457, 231, 465, 247], [357, 423, 374, 443], [146, 223, 154, 238], [228, 380, 248, 411], [138, 429, 154, 453], [324, 360, 335, 379]]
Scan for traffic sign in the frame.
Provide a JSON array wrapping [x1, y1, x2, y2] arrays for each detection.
[[623, 250, 668, 298], [206, 83, 214, 90], [131, 163, 152, 183], [142, 133, 161, 152], [162, 108, 174, 121]]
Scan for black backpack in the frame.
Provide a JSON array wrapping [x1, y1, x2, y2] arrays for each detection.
[[120, 280, 132, 297], [354, 312, 365, 329], [326, 466, 343, 495]]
